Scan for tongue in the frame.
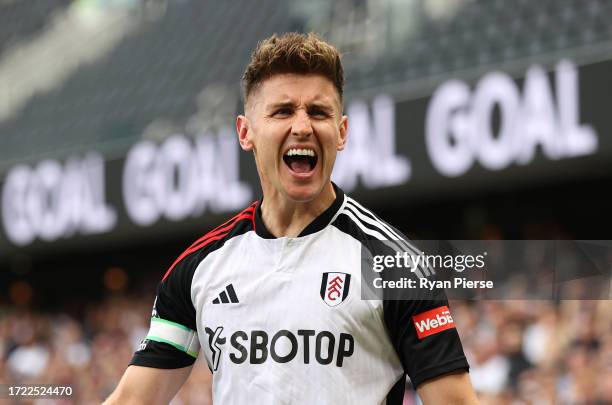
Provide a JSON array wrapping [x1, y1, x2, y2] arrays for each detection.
[[289, 157, 312, 173]]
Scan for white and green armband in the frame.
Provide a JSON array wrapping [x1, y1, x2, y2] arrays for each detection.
[[146, 317, 200, 358]]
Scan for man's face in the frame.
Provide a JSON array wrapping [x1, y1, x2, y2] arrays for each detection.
[[237, 73, 348, 202]]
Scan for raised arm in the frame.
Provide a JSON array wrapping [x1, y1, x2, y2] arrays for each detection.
[[103, 365, 193, 405]]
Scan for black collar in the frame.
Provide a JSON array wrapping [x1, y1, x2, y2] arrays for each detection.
[[254, 183, 345, 239]]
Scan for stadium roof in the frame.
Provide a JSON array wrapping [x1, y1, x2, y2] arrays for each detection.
[[0, 0, 611, 172]]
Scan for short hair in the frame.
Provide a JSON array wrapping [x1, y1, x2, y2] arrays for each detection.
[[242, 32, 344, 104]]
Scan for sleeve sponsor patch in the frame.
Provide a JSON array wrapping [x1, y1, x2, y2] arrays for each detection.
[[412, 305, 455, 339]]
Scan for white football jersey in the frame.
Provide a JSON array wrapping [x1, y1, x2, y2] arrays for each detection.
[[132, 185, 469, 404]]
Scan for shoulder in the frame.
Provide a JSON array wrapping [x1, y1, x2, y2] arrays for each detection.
[[331, 195, 408, 246], [161, 201, 257, 282], [331, 195, 432, 277]]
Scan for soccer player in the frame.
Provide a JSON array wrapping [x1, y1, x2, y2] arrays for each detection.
[[105, 33, 479, 404]]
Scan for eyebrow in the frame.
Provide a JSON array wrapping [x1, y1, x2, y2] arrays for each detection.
[[267, 101, 295, 111], [266, 101, 335, 113]]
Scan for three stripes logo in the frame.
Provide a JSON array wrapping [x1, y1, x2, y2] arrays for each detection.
[[212, 284, 239, 304]]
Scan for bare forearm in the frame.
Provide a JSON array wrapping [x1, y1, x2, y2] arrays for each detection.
[[103, 365, 192, 405]]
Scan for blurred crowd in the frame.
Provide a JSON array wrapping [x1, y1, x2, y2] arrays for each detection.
[[437, 299, 612, 405], [0, 295, 212, 405], [1, 296, 610, 404]]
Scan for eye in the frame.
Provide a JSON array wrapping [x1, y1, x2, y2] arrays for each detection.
[[273, 107, 292, 117], [309, 108, 330, 119]]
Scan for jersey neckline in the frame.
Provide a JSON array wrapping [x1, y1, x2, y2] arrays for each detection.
[[253, 183, 345, 239]]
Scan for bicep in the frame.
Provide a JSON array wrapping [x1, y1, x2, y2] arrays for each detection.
[[417, 371, 479, 405], [104, 365, 193, 405]]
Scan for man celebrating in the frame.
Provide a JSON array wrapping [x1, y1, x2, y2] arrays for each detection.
[[106, 33, 479, 404]]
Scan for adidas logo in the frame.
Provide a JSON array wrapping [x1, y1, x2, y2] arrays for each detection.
[[212, 284, 239, 304]]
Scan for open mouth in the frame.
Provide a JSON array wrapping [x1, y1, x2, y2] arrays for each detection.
[[283, 148, 318, 174]]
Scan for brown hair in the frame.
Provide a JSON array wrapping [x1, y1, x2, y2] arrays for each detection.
[[242, 32, 344, 104]]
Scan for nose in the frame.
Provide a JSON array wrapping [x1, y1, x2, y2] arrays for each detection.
[[291, 109, 313, 137]]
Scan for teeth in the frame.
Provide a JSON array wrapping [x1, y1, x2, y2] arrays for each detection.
[[286, 148, 315, 157]]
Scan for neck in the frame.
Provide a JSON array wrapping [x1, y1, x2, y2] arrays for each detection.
[[260, 182, 336, 238]]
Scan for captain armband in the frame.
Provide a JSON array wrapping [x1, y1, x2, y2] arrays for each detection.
[[145, 317, 200, 358]]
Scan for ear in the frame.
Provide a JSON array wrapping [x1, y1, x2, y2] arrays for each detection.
[[337, 115, 348, 151], [236, 115, 254, 151]]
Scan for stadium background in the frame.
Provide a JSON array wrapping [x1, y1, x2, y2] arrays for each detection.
[[0, 0, 611, 403]]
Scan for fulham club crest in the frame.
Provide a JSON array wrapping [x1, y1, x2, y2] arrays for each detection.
[[320, 272, 351, 307]]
